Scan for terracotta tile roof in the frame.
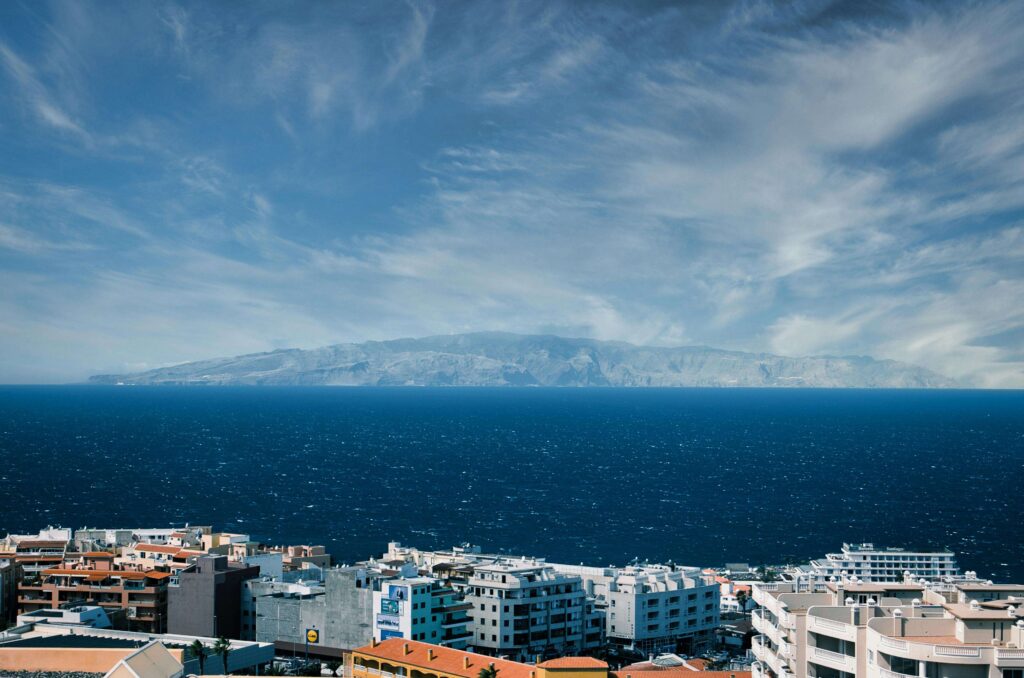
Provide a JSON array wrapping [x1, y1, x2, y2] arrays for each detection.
[[82, 551, 115, 557], [614, 672, 750, 678], [42, 568, 170, 581], [134, 544, 181, 554], [355, 638, 535, 678], [537, 657, 608, 669], [16, 540, 68, 549]]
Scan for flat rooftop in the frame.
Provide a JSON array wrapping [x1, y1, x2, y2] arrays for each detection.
[[0, 636, 147, 649]]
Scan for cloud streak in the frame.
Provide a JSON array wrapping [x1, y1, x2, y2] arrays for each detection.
[[0, 0, 1022, 386]]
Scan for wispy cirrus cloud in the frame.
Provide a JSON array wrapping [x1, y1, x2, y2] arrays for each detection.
[[0, 0, 1022, 386]]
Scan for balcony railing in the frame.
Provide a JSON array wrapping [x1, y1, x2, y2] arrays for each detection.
[[810, 646, 856, 673]]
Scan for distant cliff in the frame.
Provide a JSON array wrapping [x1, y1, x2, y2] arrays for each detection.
[[89, 332, 958, 388]]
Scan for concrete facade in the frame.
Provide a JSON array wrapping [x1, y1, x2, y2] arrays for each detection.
[[167, 554, 259, 639]]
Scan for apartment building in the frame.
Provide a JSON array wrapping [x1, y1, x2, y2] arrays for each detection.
[[20, 566, 170, 633], [373, 577, 473, 649], [551, 563, 717, 655], [0, 528, 72, 587], [464, 559, 598, 662], [788, 545, 959, 586], [167, 554, 260, 639], [751, 575, 1024, 678], [116, 543, 204, 573]]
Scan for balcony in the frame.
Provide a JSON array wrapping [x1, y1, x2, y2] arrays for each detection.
[[996, 649, 1024, 667], [753, 610, 783, 646], [752, 636, 786, 676], [878, 669, 917, 678], [810, 647, 856, 674], [808, 615, 857, 643]]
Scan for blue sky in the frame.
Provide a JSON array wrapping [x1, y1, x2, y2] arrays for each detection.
[[1, 1, 1023, 386]]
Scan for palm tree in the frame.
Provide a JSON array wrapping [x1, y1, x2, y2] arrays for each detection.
[[212, 636, 231, 675], [478, 667, 500, 678], [735, 589, 749, 618], [189, 639, 208, 675]]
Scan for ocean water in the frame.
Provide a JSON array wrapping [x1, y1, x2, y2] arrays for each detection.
[[0, 386, 1021, 581]]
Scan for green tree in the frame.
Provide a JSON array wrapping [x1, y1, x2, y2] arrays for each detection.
[[189, 639, 208, 675], [478, 667, 501, 678], [213, 636, 232, 675], [735, 589, 749, 617]]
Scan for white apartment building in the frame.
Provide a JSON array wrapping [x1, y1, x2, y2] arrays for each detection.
[[751, 575, 1024, 678], [788, 544, 959, 586], [465, 559, 598, 661], [551, 562, 719, 655], [373, 577, 472, 649]]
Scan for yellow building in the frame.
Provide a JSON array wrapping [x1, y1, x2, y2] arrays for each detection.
[[350, 638, 609, 678]]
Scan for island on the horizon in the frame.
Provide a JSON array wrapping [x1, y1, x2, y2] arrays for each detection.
[[88, 331, 958, 388]]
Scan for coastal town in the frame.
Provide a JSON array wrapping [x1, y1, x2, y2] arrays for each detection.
[[0, 526, 1021, 678]]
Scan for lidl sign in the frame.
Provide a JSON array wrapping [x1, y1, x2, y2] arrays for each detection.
[[306, 628, 319, 644]]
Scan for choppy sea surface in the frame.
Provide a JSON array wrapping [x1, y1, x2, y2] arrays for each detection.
[[1, 386, 1021, 581]]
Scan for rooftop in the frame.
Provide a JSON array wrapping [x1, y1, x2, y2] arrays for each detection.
[[355, 638, 535, 678], [536, 657, 608, 669]]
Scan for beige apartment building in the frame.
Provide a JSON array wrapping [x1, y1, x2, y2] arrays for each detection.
[[751, 576, 1024, 678]]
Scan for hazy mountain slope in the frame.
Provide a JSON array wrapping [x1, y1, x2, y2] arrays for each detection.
[[89, 332, 958, 387]]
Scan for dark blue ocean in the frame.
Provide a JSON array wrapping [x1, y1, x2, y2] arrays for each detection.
[[1, 387, 1021, 581]]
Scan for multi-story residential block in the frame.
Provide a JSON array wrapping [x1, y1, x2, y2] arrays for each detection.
[[73, 525, 209, 552], [751, 574, 1024, 678], [465, 560, 594, 662], [787, 544, 959, 586], [20, 566, 170, 633], [0, 559, 16, 626], [0, 528, 72, 587], [551, 563, 717, 655], [116, 543, 204, 573], [373, 577, 472, 649], [167, 554, 260, 639], [281, 545, 332, 571]]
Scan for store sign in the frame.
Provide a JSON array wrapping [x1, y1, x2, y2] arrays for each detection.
[[389, 587, 408, 601], [381, 630, 403, 640], [380, 599, 400, 615], [376, 614, 401, 629]]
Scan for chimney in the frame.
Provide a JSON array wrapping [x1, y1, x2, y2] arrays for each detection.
[[464, 658, 471, 669], [404, 643, 411, 655], [490, 663, 495, 670], [372, 638, 379, 648], [428, 649, 435, 661]]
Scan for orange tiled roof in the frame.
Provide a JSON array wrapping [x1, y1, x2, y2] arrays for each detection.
[[82, 551, 115, 557], [614, 672, 750, 678], [16, 540, 68, 549], [355, 638, 535, 678], [537, 657, 608, 669], [42, 568, 170, 581], [134, 544, 181, 554]]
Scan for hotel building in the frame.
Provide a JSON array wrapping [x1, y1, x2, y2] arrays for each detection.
[[751, 575, 1024, 678], [786, 545, 959, 586]]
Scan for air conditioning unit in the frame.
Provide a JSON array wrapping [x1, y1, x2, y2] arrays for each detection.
[[990, 639, 1003, 647]]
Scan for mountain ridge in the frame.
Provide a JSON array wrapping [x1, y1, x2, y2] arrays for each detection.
[[88, 332, 959, 388]]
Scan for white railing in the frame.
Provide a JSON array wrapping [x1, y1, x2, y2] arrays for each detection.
[[811, 616, 852, 633], [811, 646, 856, 671], [879, 668, 917, 678], [997, 649, 1024, 660], [934, 645, 981, 658], [880, 637, 909, 651]]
